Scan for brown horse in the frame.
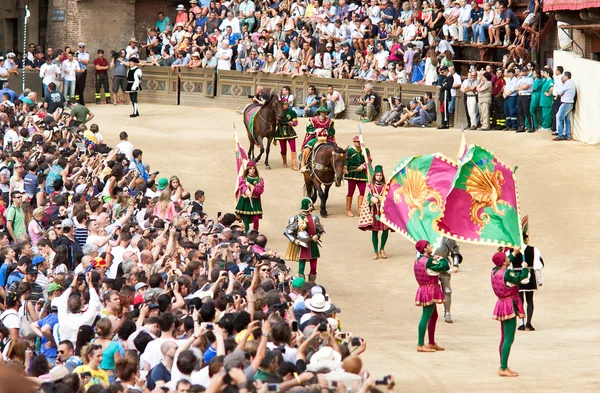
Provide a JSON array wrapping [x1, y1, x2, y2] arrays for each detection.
[[303, 142, 346, 217], [244, 95, 284, 170]]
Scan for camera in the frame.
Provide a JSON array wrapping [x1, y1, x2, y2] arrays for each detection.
[[190, 212, 202, 226], [148, 303, 160, 310], [111, 50, 120, 59], [351, 337, 361, 346], [318, 321, 328, 332], [375, 376, 391, 385]]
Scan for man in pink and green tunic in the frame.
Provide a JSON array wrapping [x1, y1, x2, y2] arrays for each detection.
[[414, 240, 451, 353], [491, 251, 529, 377]]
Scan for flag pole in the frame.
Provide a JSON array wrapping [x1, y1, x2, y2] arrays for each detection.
[[357, 124, 371, 183], [22, 5, 31, 92]]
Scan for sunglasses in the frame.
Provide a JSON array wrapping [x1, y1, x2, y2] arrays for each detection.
[[261, 268, 271, 272], [58, 350, 65, 354]]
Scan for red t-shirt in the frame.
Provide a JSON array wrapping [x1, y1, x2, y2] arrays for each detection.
[[94, 57, 109, 74]]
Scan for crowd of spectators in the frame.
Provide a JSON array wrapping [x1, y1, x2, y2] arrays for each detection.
[[0, 78, 398, 393]]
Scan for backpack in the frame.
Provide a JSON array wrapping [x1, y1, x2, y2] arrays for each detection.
[[20, 301, 37, 340], [2, 262, 17, 287]]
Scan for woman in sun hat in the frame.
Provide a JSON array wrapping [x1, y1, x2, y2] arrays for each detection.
[[234, 161, 264, 232]]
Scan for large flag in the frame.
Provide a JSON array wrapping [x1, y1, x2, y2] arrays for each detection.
[[436, 145, 522, 247], [233, 127, 249, 201], [380, 153, 458, 246]]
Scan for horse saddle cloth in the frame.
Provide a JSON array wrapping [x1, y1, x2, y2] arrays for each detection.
[[246, 106, 261, 136]]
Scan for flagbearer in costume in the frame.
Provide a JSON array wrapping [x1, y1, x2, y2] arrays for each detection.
[[358, 165, 392, 260], [511, 232, 544, 331], [414, 240, 452, 353], [491, 251, 529, 377], [284, 198, 325, 282], [344, 136, 370, 217], [276, 98, 299, 170], [235, 161, 264, 232], [300, 107, 336, 172]]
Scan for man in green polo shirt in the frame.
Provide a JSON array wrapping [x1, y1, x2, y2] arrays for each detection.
[[6, 190, 26, 242], [68, 99, 94, 125]]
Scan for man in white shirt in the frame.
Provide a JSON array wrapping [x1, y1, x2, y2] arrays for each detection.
[[457, 0, 472, 42], [115, 131, 134, 162], [449, 66, 462, 121], [216, 41, 233, 70], [0, 57, 9, 82], [325, 85, 345, 119], [219, 12, 241, 34], [56, 273, 101, 345], [61, 52, 78, 100], [40, 56, 60, 97], [3, 122, 18, 149], [374, 42, 389, 70]]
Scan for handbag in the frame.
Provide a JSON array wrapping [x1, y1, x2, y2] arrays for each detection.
[[20, 301, 37, 340]]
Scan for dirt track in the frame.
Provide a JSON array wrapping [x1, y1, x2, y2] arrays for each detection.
[[94, 104, 599, 392]]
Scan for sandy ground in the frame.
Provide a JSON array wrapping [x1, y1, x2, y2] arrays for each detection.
[[93, 104, 599, 392]]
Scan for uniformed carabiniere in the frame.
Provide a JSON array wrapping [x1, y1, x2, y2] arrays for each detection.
[[438, 66, 452, 129], [75, 42, 89, 105]]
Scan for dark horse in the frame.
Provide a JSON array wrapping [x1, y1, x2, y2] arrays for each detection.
[[243, 95, 284, 170], [303, 142, 346, 217]]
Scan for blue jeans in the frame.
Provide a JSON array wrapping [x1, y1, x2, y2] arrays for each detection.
[[419, 108, 433, 125], [304, 106, 317, 117], [462, 26, 471, 42], [449, 96, 457, 114], [42, 83, 49, 98], [476, 24, 491, 43], [504, 95, 518, 128], [326, 101, 336, 118], [64, 80, 76, 99], [556, 103, 573, 139]]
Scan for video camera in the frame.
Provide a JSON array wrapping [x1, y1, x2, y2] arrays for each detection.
[[111, 50, 121, 60]]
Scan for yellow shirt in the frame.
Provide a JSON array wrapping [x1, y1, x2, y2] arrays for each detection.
[[73, 365, 109, 389], [83, 130, 98, 145]]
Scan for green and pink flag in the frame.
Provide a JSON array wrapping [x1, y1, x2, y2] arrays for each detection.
[[436, 145, 522, 247], [380, 154, 458, 246]]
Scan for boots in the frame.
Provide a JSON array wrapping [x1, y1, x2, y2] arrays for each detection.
[[95, 98, 100, 105], [291, 152, 298, 171], [300, 148, 311, 172], [281, 154, 288, 168], [346, 197, 354, 217], [308, 274, 317, 282], [357, 195, 364, 215]]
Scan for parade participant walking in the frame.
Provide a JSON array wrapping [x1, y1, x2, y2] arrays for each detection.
[[284, 197, 325, 282], [358, 165, 391, 260], [491, 251, 529, 377], [126, 58, 142, 118], [414, 240, 451, 353], [434, 237, 462, 324], [344, 136, 370, 217], [235, 161, 264, 232], [275, 98, 299, 170], [511, 233, 544, 331], [300, 107, 336, 172]]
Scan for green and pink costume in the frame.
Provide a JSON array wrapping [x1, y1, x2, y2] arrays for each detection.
[[491, 252, 528, 372], [414, 248, 449, 347]]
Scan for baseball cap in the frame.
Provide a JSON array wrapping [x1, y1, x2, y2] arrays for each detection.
[[311, 285, 323, 295], [26, 264, 38, 275], [135, 282, 148, 291], [47, 283, 62, 293], [49, 365, 70, 382], [32, 255, 46, 266], [292, 277, 305, 288], [439, 66, 448, 72], [0, 56, 4, 61], [61, 218, 74, 228], [157, 178, 169, 190], [133, 294, 144, 305]]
